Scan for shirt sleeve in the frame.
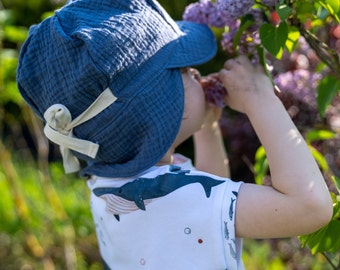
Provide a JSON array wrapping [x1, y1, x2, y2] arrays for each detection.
[[221, 179, 244, 270]]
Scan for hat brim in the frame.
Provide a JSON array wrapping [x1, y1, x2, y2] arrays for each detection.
[[167, 21, 217, 69]]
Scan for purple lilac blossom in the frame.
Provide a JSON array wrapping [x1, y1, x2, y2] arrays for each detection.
[[274, 70, 322, 108], [260, 0, 279, 7], [183, 1, 231, 27], [217, 0, 254, 18], [238, 31, 261, 63], [247, 8, 265, 31], [221, 20, 240, 54], [221, 10, 261, 62], [200, 74, 227, 108], [183, 2, 209, 25]]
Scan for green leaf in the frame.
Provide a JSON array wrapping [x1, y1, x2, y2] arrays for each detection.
[[300, 220, 340, 254], [300, 200, 340, 254], [308, 145, 329, 172], [277, 4, 292, 21], [315, 0, 340, 21], [294, 0, 315, 22], [305, 129, 336, 143], [317, 75, 340, 117], [260, 22, 288, 58], [254, 146, 268, 185], [285, 27, 300, 53]]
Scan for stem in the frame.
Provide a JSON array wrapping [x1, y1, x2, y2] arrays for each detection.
[[288, 17, 340, 79], [322, 252, 338, 270]]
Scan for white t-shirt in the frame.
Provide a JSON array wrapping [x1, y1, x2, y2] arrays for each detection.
[[87, 154, 244, 270]]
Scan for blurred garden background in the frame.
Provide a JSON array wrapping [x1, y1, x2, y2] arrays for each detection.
[[0, 0, 340, 269]]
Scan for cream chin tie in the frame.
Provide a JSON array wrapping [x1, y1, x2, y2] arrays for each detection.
[[43, 88, 117, 173]]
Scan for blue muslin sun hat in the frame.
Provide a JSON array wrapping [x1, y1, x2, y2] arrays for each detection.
[[16, 0, 217, 177]]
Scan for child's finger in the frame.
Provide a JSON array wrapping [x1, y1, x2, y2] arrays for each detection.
[[223, 58, 238, 70], [218, 68, 230, 84], [237, 55, 251, 65]]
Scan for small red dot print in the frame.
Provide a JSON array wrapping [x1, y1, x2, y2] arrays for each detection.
[[198, 239, 203, 244]]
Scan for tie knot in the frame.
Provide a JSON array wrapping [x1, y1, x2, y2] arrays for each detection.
[[44, 104, 72, 135], [42, 88, 117, 173]]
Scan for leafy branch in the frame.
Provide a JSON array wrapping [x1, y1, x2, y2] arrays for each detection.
[[288, 16, 340, 79]]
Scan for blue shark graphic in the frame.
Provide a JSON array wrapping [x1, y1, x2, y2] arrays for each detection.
[[228, 243, 237, 259], [228, 191, 238, 221], [229, 197, 236, 221], [224, 221, 230, 240], [93, 171, 224, 211], [232, 191, 238, 197]]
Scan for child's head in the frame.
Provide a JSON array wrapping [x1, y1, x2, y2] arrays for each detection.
[[16, 0, 217, 177]]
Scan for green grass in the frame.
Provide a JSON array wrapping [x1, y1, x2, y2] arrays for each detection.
[[0, 152, 101, 270], [242, 238, 332, 270]]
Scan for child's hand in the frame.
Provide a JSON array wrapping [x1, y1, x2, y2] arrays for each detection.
[[219, 55, 275, 114]]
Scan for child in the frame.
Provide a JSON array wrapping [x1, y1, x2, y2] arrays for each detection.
[[17, 0, 332, 269]]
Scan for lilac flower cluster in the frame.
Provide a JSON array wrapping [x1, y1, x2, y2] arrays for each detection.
[[260, 0, 278, 8], [274, 69, 322, 129], [221, 8, 263, 63], [274, 70, 321, 108], [183, 0, 278, 28], [184, 1, 266, 62], [183, 0, 253, 28], [217, 0, 254, 19], [200, 74, 227, 108], [220, 20, 240, 55], [183, 1, 231, 27]]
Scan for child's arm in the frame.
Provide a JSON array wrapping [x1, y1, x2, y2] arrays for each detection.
[[219, 56, 333, 238], [193, 104, 230, 178]]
